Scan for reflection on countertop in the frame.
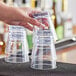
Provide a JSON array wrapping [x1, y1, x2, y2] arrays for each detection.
[[57, 45, 76, 64]]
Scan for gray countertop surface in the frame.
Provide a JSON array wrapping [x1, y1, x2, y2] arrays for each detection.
[[0, 59, 76, 76]]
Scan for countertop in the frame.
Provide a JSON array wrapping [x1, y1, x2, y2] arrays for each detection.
[[0, 59, 76, 76]]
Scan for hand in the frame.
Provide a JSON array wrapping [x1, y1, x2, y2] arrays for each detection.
[[19, 7, 43, 31], [3, 6, 43, 31]]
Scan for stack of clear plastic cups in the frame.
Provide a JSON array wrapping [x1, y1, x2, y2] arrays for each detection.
[[31, 12, 57, 70], [5, 25, 29, 63], [31, 29, 57, 70]]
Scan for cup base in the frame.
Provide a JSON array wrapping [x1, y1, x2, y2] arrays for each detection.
[[5, 57, 29, 63], [31, 64, 57, 70], [31, 61, 57, 70]]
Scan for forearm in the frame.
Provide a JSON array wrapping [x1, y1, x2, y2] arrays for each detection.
[[0, 2, 10, 21], [0, 2, 26, 22]]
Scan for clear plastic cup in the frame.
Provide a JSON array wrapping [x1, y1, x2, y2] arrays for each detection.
[[31, 12, 57, 70], [32, 12, 57, 41], [31, 29, 57, 70], [5, 25, 29, 63]]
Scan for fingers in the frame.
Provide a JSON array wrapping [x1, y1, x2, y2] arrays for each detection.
[[19, 23, 33, 31], [4, 20, 33, 31], [43, 21, 49, 27], [27, 17, 45, 28]]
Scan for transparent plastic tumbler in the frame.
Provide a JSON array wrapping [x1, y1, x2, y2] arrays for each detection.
[[5, 25, 29, 63], [31, 29, 57, 70], [31, 12, 57, 70]]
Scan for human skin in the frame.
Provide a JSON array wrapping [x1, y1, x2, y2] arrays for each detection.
[[0, 1, 43, 31]]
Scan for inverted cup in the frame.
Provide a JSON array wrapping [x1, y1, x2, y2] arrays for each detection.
[[5, 26, 29, 63], [31, 29, 57, 70]]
